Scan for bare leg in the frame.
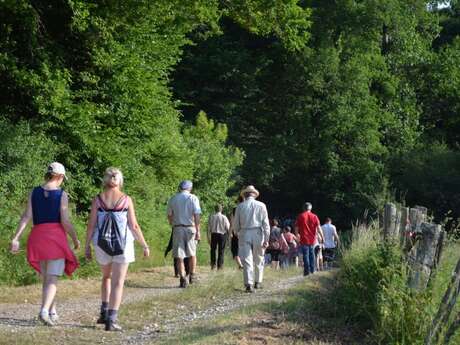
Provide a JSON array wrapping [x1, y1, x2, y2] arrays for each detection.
[[41, 274, 58, 311], [235, 256, 243, 268], [100, 264, 112, 303], [177, 258, 185, 277], [108, 263, 129, 311], [189, 256, 196, 275]]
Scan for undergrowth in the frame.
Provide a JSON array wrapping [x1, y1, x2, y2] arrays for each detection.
[[336, 222, 459, 344]]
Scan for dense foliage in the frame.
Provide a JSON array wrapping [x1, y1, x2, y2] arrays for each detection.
[[173, 0, 460, 226], [1, 0, 460, 284]]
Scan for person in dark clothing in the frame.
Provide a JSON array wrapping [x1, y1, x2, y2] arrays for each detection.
[[207, 205, 230, 270]]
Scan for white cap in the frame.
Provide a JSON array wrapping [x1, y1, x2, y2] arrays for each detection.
[[47, 162, 67, 179]]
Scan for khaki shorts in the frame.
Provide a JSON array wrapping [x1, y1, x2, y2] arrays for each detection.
[[94, 242, 135, 266], [40, 259, 65, 276], [173, 226, 197, 259]]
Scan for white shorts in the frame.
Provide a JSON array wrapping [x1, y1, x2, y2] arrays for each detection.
[[40, 259, 65, 276], [94, 242, 135, 266]]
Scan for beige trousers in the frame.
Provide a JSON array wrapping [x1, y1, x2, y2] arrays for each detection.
[[238, 228, 265, 286]]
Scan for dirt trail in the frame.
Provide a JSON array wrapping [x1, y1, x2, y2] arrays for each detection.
[[0, 268, 310, 345], [125, 275, 305, 344], [0, 269, 203, 330]]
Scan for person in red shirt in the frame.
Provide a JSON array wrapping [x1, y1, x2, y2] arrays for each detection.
[[294, 202, 323, 276]]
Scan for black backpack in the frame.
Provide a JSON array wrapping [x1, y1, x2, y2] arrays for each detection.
[[97, 195, 128, 256]]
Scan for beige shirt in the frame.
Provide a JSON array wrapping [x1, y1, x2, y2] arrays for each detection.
[[167, 191, 201, 226], [208, 212, 230, 235], [233, 197, 270, 242]]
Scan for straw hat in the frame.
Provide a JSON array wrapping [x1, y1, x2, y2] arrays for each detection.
[[240, 185, 259, 198]]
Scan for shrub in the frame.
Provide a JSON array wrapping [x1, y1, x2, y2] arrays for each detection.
[[336, 223, 432, 344]]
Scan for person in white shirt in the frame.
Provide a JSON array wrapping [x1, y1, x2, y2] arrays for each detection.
[[167, 180, 201, 288], [233, 185, 270, 293], [207, 204, 230, 270], [321, 217, 340, 268]]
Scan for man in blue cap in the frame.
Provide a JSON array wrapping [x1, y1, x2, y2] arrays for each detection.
[[167, 180, 202, 287]]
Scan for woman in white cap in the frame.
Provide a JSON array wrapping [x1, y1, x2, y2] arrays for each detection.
[[10, 162, 80, 326], [85, 167, 149, 331]]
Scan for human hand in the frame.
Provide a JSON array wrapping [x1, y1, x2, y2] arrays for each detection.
[[73, 239, 81, 251], [10, 239, 20, 254], [143, 246, 150, 258], [85, 245, 92, 260], [262, 241, 269, 249]]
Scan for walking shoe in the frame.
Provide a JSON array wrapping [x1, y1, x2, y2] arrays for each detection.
[[179, 276, 189, 288], [254, 282, 262, 289], [245, 285, 255, 293], [38, 313, 54, 326], [49, 313, 59, 324], [97, 311, 107, 324], [105, 320, 123, 331]]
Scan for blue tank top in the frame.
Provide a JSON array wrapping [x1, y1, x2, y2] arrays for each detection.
[[32, 186, 63, 225]]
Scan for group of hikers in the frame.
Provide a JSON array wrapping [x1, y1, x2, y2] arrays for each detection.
[[8, 162, 340, 331]]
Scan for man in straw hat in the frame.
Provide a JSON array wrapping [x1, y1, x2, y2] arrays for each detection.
[[233, 185, 270, 292]]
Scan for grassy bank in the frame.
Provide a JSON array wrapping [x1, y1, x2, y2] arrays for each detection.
[[335, 224, 460, 345]]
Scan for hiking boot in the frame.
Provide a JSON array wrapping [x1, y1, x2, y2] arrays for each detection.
[[49, 313, 59, 324], [179, 276, 189, 288], [254, 282, 262, 289], [245, 285, 255, 293], [105, 320, 123, 331], [97, 311, 108, 324], [38, 313, 54, 327]]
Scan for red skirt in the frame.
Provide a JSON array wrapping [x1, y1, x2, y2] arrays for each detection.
[[27, 223, 79, 276]]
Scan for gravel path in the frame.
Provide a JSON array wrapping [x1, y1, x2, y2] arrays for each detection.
[[125, 275, 305, 344], [0, 272, 206, 330], [0, 270, 307, 344]]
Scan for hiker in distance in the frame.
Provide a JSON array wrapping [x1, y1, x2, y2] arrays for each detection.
[[207, 204, 230, 270], [230, 196, 244, 270], [167, 180, 201, 288], [85, 167, 150, 331], [10, 162, 80, 326], [233, 185, 270, 292], [321, 217, 340, 268], [294, 202, 323, 276]]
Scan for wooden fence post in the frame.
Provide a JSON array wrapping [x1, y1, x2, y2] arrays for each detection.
[[425, 257, 460, 345], [383, 203, 397, 239], [409, 208, 420, 232], [407, 223, 442, 290], [399, 207, 409, 247]]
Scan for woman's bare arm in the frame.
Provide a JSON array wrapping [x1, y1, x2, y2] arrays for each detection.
[[84, 198, 98, 259], [11, 193, 33, 253], [127, 197, 150, 257], [60, 192, 80, 250]]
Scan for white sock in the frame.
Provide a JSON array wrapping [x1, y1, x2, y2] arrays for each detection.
[[50, 309, 57, 316], [40, 308, 49, 316]]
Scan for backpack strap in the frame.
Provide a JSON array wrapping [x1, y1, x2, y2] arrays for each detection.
[[113, 194, 127, 210], [97, 194, 127, 211], [96, 194, 108, 210]]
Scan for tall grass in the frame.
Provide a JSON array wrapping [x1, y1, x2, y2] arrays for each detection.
[[336, 222, 460, 345]]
